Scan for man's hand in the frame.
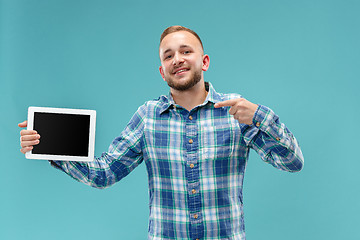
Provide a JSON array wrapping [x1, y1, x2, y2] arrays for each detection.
[[214, 98, 258, 125], [18, 120, 40, 154]]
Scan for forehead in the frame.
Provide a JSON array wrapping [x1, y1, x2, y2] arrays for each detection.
[[159, 31, 202, 54]]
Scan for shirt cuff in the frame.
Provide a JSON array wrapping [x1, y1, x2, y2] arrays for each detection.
[[253, 105, 270, 127], [252, 104, 282, 142], [49, 160, 64, 170]]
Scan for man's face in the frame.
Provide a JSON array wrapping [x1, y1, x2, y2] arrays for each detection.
[[159, 31, 209, 91]]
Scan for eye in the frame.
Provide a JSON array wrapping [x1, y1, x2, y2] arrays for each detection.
[[165, 55, 172, 60], [183, 50, 190, 54]]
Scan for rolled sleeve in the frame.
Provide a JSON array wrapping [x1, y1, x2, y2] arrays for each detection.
[[245, 105, 304, 172]]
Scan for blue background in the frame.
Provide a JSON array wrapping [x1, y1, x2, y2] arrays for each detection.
[[1, 0, 359, 239]]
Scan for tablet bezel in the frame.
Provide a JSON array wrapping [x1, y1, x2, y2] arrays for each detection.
[[25, 106, 96, 162]]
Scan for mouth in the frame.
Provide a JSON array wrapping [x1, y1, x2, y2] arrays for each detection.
[[173, 68, 190, 75]]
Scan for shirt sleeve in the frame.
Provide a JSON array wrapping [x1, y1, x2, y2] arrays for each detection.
[[49, 104, 147, 189], [242, 105, 304, 172]]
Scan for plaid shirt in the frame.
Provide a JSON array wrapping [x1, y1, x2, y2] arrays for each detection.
[[51, 82, 304, 240]]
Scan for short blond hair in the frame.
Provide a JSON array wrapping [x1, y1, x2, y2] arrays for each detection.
[[160, 26, 204, 51]]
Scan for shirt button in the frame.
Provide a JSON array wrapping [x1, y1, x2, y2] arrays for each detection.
[[256, 122, 260, 127], [189, 139, 193, 144], [193, 214, 198, 219], [189, 115, 193, 120], [192, 189, 196, 194], [276, 137, 280, 141], [190, 163, 194, 168]]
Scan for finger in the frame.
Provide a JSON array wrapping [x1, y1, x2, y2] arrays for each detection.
[[229, 106, 239, 115], [20, 129, 38, 136], [21, 134, 40, 142], [18, 120, 28, 128], [214, 99, 238, 108], [21, 139, 40, 148], [233, 112, 242, 121], [20, 146, 33, 154]]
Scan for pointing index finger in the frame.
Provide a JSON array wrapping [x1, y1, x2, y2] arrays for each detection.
[[214, 99, 238, 108]]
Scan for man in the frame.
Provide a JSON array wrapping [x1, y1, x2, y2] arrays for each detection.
[[19, 26, 304, 240]]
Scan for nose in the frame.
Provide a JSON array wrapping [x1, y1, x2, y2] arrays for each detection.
[[172, 52, 184, 66]]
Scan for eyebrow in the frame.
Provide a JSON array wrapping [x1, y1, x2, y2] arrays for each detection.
[[163, 45, 192, 55]]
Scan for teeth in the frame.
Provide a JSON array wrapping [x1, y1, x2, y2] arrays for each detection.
[[176, 69, 187, 74]]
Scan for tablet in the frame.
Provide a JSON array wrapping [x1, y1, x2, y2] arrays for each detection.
[[25, 106, 96, 162]]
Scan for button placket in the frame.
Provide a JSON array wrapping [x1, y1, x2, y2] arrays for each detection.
[[184, 111, 203, 236]]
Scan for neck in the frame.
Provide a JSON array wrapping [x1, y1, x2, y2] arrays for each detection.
[[170, 80, 208, 111]]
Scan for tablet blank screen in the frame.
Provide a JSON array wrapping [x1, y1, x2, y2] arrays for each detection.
[[32, 112, 90, 156]]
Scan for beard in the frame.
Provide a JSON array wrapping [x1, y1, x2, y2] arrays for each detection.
[[165, 69, 202, 91]]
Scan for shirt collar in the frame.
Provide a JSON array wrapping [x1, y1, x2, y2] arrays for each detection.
[[159, 82, 222, 114]]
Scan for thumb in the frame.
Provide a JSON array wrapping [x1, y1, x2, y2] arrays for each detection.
[[18, 120, 27, 128]]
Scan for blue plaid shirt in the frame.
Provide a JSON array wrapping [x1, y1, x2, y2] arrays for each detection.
[[51, 82, 304, 240]]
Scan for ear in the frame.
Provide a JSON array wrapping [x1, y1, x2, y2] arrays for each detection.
[[202, 54, 210, 71], [159, 66, 165, 81]]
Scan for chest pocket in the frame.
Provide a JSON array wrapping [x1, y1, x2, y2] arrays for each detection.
[[201, 124, 236, 160]]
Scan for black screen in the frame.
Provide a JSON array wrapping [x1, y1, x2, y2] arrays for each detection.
[[32, 112, 90, 156]]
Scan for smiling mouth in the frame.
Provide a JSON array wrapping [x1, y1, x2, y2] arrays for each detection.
[[173, 68, 189, 75]]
